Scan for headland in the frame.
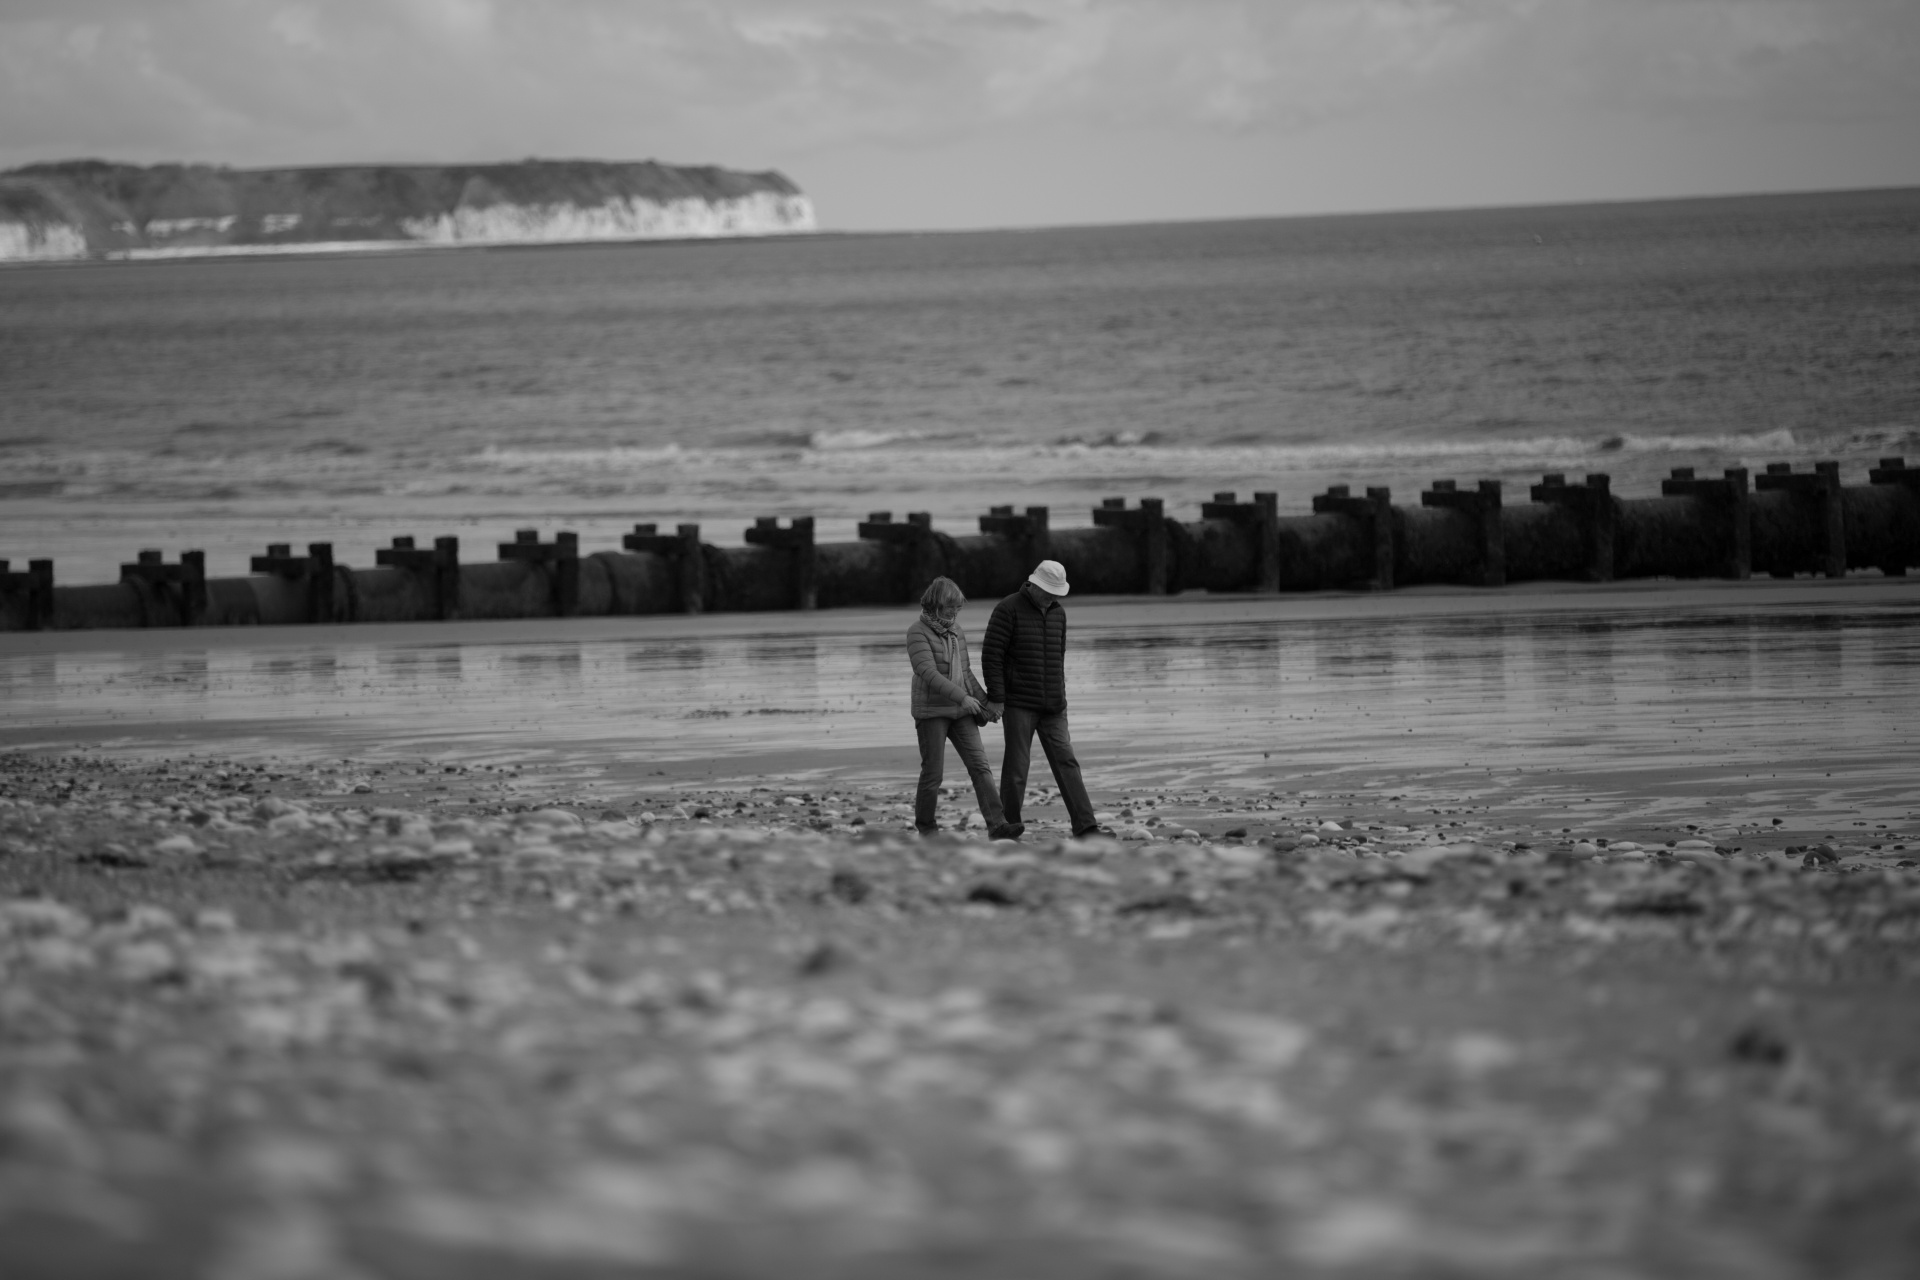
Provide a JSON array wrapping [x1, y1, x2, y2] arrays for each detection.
[[0, 158, 816, 262]]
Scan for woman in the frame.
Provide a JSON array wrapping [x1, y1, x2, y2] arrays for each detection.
[[907, 577, 1023, 840]]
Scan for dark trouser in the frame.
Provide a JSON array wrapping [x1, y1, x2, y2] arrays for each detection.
[[915, 716, 1007, 832], [999, 706, 1097, 834]]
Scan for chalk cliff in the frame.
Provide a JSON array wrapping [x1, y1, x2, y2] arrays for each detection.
[[0, 159, 816, 261]]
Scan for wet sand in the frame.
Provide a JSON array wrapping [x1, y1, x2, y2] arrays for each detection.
[[5, 577, 1917, 841]]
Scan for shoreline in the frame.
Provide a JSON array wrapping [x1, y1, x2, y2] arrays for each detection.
[[7, 574, 1917, 657]]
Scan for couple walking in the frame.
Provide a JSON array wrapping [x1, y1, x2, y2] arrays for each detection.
[[905, 560, 1107, 841]]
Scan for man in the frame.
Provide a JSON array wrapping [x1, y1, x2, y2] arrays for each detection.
[[980, 560, 1110, 839]]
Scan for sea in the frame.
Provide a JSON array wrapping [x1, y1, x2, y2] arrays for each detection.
[[4, 186, 1918, 586]]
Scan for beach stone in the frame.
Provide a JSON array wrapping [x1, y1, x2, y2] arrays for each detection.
[[266, 812, 312, 836], [1675, 839, 1714, 850], [153, 834, 198, 855], [0, 898, 90, 938], [1317, 821, 1346, 834], [1729, 1024, 1791, 1066], [22, 937, 94, 972], [193, 908, 239, 933], [827, 869, 872, 905], [1446, 1032, 1521, 1075], [111, 940, 179, 983], [526, 809, 584, 830]]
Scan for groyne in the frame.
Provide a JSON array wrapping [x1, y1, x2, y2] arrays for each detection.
[[4, 460, 1917, 633]]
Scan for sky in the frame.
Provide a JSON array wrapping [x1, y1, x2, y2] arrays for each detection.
[[2, 0, 1917, 230]]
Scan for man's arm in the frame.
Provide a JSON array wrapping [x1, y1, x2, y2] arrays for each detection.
[[981, 599, 1013, 705]]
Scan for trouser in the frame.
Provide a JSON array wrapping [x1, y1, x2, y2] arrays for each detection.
[[915, 715, 1007, 832], [999, 706, 1097, 834]]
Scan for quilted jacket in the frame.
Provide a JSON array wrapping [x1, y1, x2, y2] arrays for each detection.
[[907, 614, 987, 720], [982, 583, 1068, 713]]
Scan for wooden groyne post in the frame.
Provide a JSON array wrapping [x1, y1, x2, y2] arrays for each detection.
[[7, 457, 1919, 633]]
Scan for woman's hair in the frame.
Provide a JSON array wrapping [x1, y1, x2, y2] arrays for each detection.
[[919, 576, 965, 613]]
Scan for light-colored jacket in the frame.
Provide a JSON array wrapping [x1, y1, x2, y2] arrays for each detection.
[[907, 614, 987, 720]]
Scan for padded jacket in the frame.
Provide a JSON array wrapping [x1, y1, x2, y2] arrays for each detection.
[[907, 615, 987, 720], [982, 583, 1068, 713]]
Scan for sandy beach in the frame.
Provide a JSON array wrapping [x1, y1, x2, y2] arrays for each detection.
[[4, 579, 1919, 1276]]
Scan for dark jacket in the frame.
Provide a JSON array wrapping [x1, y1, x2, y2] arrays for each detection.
[[982, 583, 1068, 713]]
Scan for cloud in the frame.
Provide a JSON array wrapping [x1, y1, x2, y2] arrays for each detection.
[[0, 1, 1914, 193]]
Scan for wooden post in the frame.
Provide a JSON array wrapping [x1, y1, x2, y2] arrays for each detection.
[[498, 529, 581, 616], [1311, 486, 1395, 590], [251, 540, 338, 623], [0, 559, 54, 631], [121, 549, 208, 626], [1755, 461, 1845, 579], [1421, 478, 1505, 587], [858, 511, 943, 603], [1092, 497, 1169, 594], [1867, 457, 1920, 577], [623, 523, 706, 614], [377, 535, 462, 619], [979, 505, 1052, 573], [1661, 466, 1751, 580], [1530, 473, 1615, 582], [744, 516, 817, 610], [1199, 491, 1281, 592]]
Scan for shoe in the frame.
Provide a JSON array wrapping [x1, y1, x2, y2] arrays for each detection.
[[988, 821, 1025, 841], [915, 825, 939, 838], [1072, 825, 1117, 840]]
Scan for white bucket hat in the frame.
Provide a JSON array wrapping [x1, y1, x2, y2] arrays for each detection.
[[1027, 560, 1070, 596]]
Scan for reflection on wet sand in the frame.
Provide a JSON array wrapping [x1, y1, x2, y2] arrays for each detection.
[[2, 603, 1915, 827]]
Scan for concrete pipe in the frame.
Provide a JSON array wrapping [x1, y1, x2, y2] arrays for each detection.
[[1275, 514, 1380, 591], [1393, 506, 1485, 587], [48, 584, 146, 630], [1050, 526, 1142, 596], [1180, 519, 1258, 592], [1615, 496, 1742, 580], [584, 551, 680, 616], [947, 534, 1034, 602], [1502, 503, 1595, 583], [458, 561, 555, 621], [349, 567, 439, 623], [816, 540, 903, 609], [713, 545, 798, 613], [202, 577, 262, 626], [247, 574, 311, 626]]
